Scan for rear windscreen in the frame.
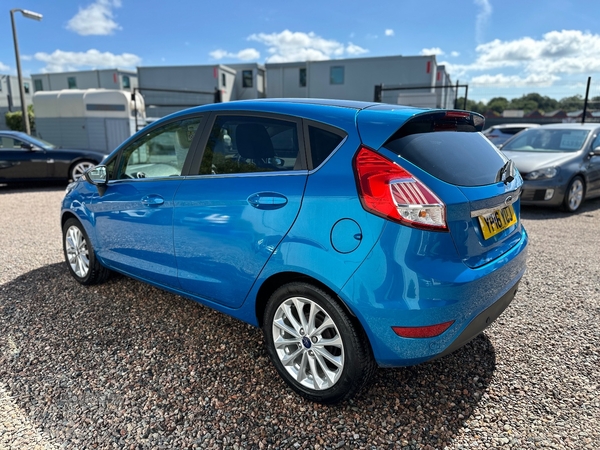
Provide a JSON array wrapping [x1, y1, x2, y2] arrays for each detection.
[[383, 131, 508, 187]]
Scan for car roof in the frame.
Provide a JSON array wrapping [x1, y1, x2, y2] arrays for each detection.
[[0, 130, 30, 138], [536, 123, 600, 130], [491, 123, 540, 129]]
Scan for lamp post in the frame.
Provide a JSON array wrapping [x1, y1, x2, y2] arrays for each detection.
[[10, 8, 43, 135]]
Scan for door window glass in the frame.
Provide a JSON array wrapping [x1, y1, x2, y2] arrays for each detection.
[[198, 115, 300, 175], [0, 137, 25, 149], [115, 117, 202, 180], [308, 125, 345, 168]]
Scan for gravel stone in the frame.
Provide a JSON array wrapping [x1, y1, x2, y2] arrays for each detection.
[[0, 185, 599, 449]]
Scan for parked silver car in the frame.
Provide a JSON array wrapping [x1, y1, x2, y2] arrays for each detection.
[[483, 123, 540, 147], [500, 123, 600, 212]]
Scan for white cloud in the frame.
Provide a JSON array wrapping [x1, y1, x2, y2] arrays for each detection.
[[247, 29, 368, 63], [385, 29, 395, 37], [420, 47, 445, 56], [441, 29, 600, 89], [474, 0, 492, 44], [34, 49, 141, 72], [346, 43, 368, 56], [67, 0, 121, 36], [0, 61, 9, 71], [451, 51, 460, 57], [210, 48, 260, 61], [470, 73, 560, 87]]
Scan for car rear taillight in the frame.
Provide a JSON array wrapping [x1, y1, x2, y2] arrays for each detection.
[[353, 147, 447, 231]]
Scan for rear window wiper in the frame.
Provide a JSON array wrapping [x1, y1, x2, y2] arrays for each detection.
[[497, 160, 515, 184]]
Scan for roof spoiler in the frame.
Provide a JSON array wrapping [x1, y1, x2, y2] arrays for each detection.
[[384, 110, 486, 145]]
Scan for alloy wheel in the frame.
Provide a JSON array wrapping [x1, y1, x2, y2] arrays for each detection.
[[65, 225, 90, 278], [71, 161, 95, 180], [567, 178, 583, 211], [272, 296, 345, 390]]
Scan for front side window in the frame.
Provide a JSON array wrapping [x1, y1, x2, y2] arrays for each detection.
[[67, 77, 77, 89], [199, 115, 301, 175], [242, 70, 253, 88], [24, 82, 30, 94], [115, 117, 203, 180], [330, 66, 344, 85], [34, 79, 43, 92], [122, 75, 131, 89], [221, 73, 226, 87]]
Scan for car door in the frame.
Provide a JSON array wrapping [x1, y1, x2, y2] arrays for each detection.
[[91, 116, 205, 287], [586, 131, 600, 195], [0, 135, 47, 180], [173, 113, 308, 308]]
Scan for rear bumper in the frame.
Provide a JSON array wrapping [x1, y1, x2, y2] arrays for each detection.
[[432, 279, 519, 361], [340, 225, 528, 367]]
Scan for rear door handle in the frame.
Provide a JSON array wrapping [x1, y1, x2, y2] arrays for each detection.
[[141, 195, 164, 206], [248, 192, 288, 210]]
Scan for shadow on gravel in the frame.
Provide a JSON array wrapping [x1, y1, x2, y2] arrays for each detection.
[[520, 196, 600, 221], [0, 181, 68, 194], [0, 263, 496, 449]]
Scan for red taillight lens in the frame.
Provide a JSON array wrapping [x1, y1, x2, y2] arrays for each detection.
[[392, 320, 455, 338], [353, 147, 447, 231]]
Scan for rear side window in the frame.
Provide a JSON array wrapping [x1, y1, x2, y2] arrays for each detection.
[[384, 132, 507, 187], [199, 115, 301, 175], [308, 125, 345, 168]]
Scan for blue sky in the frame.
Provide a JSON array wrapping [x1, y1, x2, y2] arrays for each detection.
[[2, 0, 599, 102]]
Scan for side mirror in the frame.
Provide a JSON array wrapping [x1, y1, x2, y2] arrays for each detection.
[[20, 143, 34, 151], [85, 166, 108, 195], [591, 145, 600, 156], [85, 165, 108, 185]]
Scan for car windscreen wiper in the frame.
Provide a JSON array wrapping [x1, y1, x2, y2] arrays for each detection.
[[496, 159, 515, 184]]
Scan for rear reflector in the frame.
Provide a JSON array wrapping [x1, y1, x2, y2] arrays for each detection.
[[354, 147, 447, 231], [392, 320, 455, 338]]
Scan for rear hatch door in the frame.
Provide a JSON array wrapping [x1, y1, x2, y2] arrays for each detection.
[[358, 107, 524, 268]]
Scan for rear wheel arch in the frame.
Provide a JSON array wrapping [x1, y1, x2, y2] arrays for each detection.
[[255, 272, 359, 328]]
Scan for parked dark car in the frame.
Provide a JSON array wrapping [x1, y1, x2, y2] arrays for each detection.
[[0, 131, 106, 182], [500, 123, 600, 212], [62, 99, 528, 403]]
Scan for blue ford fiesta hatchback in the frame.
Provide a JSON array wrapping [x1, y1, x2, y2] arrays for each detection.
[[62, 99, 528, 403]]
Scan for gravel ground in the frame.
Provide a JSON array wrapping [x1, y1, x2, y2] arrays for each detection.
[[0, 184, 599, 450]]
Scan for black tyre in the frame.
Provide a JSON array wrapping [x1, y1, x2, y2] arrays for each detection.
[[62, 218, 110, 285], [263, 282, 376, 404], [562, 176, 585, 212], [70, 160, 96, 181]]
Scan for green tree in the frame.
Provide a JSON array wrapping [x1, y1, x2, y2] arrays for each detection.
[[4, 104, 35, 132], [455, 97, 486, 113], [487, 97, 509, 114], [558, 95, 584, 112]]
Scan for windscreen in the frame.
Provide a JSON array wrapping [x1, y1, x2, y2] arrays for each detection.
[[501, 128, 589, 153], [384, 131, 508, 187]]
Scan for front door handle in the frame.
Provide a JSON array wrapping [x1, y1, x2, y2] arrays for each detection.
[[247, 192, 288, 210], [141, 195, 164, 206]]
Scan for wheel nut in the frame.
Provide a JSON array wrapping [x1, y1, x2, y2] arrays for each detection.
[[299, 328, 305, 336], [311, 336, 318, 343], [309, 350, 314, 357]]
